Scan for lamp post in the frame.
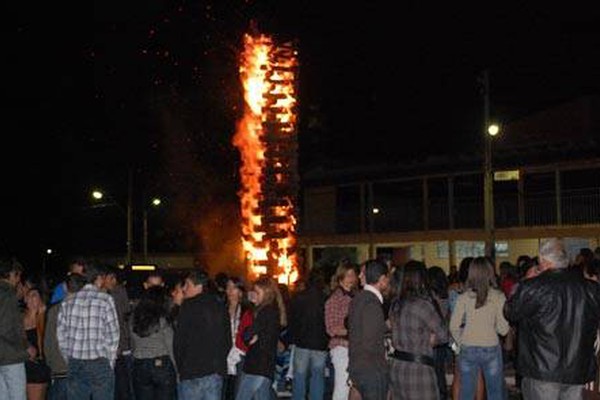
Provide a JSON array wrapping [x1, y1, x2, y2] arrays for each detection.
[[143, 198, 162, 262], [482, 70, 500, 259], [42, 248, 53, 277], [91, 180, 133, 265]]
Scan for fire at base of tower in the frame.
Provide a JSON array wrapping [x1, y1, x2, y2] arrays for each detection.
[[233, 33, 299, 285]]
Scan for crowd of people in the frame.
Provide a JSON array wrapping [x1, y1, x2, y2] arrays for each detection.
[[1, 239, 599, 400]]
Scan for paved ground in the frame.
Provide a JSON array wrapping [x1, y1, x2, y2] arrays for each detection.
[[276, 365, 523, 399]]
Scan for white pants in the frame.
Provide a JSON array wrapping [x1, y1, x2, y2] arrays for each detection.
[[330, 346, 350, 400]]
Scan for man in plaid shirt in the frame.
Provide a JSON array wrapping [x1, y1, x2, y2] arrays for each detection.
[[58, 264, 120, 400]]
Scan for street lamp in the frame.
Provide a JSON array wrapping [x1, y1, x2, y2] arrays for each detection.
[[42, 248, 54, 277], [91, 182, 133, 264], [143, 198, 162, 262], [487, 123, 500, 137]]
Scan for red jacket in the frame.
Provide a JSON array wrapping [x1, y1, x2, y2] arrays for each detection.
[[235, 309, 253, 353]]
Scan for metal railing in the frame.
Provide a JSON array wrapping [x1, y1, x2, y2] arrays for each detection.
[[306, 188, 600, 235]]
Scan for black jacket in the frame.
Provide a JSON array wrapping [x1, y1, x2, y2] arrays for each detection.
[[348, 289, 388, 378], [0, 281, 28, 366], [504, 269, 600, 384], [174, 292, 231, 380], [289, 285, 328, 351], [243, 303, 279, 379]]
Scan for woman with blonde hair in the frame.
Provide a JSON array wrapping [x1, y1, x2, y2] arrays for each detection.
[[236, 276, 282, 400], [325, 260, 358, 400], [450, 257, 509, 400], [23, 287, 51, 400]]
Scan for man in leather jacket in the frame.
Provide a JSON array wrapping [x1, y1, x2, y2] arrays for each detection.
[[505, 238, 600, 400]]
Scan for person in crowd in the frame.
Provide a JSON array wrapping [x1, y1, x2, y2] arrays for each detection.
[[104, 266, 134, 400], [289, 271, 328, 400], [215, 273, 229, 303], [130, 286, 177, 400], [23, 287, 51, 400], [325, 261, 358, 400], [168, 278, 185, 326], [57, 263, 120, 400], [44, 273, 86, 400], [174, 270, 230, 400], [143, 271, 165, 290], [450, 257, 509, 400], [348, 259, 390, 400], [448, 257, 485, 400], [234, 292, 254, 382], [236, 276, 281, 400], [427, 266, 451, 400], [447, 265, 459, 285], [389, 262, 448, 399], [505, 238, 600, 400], [50, 257, 86, 305], [0, 258, 28, 400], [223, 277, 251, 400], [275, 283, 292, 393], [575, 248, 595, 269], [584, 258, 600, 282], [499, 262, 518, 298]]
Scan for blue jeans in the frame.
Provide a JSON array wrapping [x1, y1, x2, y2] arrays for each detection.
[[49, 377, 68, 400], [235, 373, 273, 400], [67, 358, 115, 400], [0, 362, 26, 400], [115, 354, 135, 400], [459, 345, 504, 400], [179, 373, 223, 400], [292, 347, 327, 400], [133, 356, 176, 400]]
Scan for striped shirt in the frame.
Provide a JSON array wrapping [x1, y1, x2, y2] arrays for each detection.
[[57, 284, 120, 365]]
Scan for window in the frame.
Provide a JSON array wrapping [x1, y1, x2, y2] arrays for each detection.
[[436, 241, 509, 258]]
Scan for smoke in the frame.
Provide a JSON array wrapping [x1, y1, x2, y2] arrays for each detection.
[[156, 95, 245, 276]]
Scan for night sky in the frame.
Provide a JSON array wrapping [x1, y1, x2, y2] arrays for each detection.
[[3, 2, 600, 270]]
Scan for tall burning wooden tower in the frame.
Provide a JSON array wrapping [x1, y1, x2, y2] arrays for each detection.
[[233, 33, 300, 284]]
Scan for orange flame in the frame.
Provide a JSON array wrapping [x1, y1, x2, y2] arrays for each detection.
[[233, 33, 299, 285]]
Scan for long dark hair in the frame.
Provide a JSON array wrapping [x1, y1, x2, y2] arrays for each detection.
[[427, 266, 449, 300], [466, 257, 497, 309], [391, 261, 429, 316], [133, 286, 169, 337]]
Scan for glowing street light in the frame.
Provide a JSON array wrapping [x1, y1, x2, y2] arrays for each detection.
[[372, 207, 380, 214], [487, 123, 500, 137], [92, 190, 104, 200], [46, 249, 53, 255], [144, 197, 163, 262]]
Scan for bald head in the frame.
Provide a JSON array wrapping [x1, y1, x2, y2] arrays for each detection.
[[539, 238, 569, 271]]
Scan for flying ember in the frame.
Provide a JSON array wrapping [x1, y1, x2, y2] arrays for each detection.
[[233, 33, 300, 285]]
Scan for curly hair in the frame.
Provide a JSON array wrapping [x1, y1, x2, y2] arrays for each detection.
[[133, 286, 169, 337]]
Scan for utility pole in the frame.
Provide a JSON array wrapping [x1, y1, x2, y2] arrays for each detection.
[[482, 70, 495, 260], [127, 168, 133, 265], [143, 209, 148, 262]]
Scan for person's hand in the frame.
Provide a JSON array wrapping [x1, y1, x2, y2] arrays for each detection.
[[27, 346, 37, 360], [430, 333, 436, 346], [277, 340, 285, 352], [249, 335, 258, 346]]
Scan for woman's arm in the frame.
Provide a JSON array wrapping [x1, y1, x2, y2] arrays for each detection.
[[449, 295, 465, 346]]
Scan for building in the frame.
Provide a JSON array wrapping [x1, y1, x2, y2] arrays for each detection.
[[299, 96, 600, 271]]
